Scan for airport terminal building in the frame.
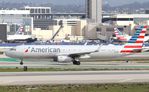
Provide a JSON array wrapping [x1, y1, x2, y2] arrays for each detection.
[[0, 9, 33, 34]]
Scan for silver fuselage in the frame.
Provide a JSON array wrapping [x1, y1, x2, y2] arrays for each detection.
[[5, 44, 126, 60]]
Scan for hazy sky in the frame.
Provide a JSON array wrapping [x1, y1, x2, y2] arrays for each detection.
[[51, 0, 149, 5], [105, 0, 149, 6], [51, 0, 149, 6], [1, 0, 149, 6]]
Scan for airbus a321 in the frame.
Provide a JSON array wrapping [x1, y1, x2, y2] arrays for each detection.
[[5, 26, 147, 65]]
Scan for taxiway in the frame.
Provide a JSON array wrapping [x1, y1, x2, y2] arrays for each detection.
[[0, 70, 149, 85]]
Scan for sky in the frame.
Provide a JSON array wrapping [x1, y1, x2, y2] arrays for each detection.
[[1, 0, 149, 6], [104, 0, 149, 6], [49, 0, 149, 6], [0, 0, 85, 5], [50, 0, 149, 6]]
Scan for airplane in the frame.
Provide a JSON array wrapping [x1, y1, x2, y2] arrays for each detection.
[[5, 26, 147, 65], [114, 27, 149, 42], [7, 26, 36, 43], [114, 27, 131, 41]]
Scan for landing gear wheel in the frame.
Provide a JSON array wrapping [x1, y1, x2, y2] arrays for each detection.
[[76, 61, 80, 65], [23, 66, 28, 71], [20, 61, 23, 65], [126, 60, 129, 63], [73, 61, 80, 65], [20, 59, 23, 65]]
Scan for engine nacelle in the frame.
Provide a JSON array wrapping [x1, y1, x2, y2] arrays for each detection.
[[54, 56, 72, 63]]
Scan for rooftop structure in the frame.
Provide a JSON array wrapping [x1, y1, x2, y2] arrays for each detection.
[[0, 10, 30, 15], [25, 6, 51, 14]]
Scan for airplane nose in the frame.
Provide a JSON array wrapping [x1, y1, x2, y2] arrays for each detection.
[[5, 50, 12, 57], [5, 50, 18, 58], [5, 49, 23, 58]]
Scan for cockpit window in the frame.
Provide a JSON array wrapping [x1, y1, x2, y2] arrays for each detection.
[[10, 48, 16, 51]]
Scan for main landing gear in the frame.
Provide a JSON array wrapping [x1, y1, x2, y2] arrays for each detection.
[[20, 59, 23, 65], [19, 59, 28, 71], [73, 59, 80, 65], [126, 60, 129, 63]]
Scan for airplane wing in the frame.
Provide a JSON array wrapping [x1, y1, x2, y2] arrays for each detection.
[[57, 47, 99, 58], [142, 48, 149, 52], [68, 50, 99, 58], [131, 49, 142, 53]]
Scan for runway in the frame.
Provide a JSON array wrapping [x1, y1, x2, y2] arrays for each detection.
[[0, 70, 149, 85], [0, 61, 149, 70], [1, 53, 149, 69], [1, 59, 149, 70]]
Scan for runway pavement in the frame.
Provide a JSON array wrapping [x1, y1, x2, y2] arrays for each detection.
[[1, 54, 149, 70], [0, 56, 149, 85], [1, 59, 149, 70], [0, 70, 149, 85]]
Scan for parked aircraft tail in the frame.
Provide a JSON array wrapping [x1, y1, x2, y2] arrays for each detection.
[[114, 28, 128, 41], [15, 26, 24, 35], [120, 26, 147, 53]]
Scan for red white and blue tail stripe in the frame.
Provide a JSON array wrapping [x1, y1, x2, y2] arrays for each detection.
[[120, 26, 147, 54], [15, 26, 24, 35], [114, 28, 127, 41]]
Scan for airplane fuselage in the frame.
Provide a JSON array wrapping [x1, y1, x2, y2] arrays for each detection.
[[5, 44, 125, 60]]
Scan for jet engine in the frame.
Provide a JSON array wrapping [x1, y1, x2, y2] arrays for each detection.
[[53, 56, 72, 63]]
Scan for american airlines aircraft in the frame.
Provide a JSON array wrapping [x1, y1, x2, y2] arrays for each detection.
[[5, 26, 147, 65], [114, 27, 149, 42]]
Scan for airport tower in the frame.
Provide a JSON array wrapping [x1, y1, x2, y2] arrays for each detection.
[[86, 0, 102, 23]]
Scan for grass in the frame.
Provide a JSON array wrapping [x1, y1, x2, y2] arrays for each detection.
[[0, 83, 149, 92], [0, 66, 149, 72], [1, 67, 149, 72], [0, 67, 117, 72]]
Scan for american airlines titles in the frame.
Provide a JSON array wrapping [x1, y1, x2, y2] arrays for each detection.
[[30, 47, 60, 53]]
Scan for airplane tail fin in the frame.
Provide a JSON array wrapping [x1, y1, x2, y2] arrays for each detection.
[[15, 26, 24, 35], [114, 28, 122, 36], [114, 28, 127, 41], [120, 26, 147, 54]]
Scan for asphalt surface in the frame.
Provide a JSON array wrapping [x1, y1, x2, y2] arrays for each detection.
[[0, 55, 149, 85], [0, 58, 149, 70], [0, 70, 149, 85]]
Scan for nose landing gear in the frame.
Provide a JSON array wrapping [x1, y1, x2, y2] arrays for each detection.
[[19, 59, 28, 71]]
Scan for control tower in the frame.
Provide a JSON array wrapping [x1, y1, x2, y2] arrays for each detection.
[[86, 0, 102, 23]]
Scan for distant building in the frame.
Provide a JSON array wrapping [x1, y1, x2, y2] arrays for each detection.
[[145, 10, 149, 14], [25, 6, 52, 20], [102, 14, 149, 35], [32, 19, 87, 41], [0, 24, 7, 42], [103, 14, 149, 26], [24, 6, 86, 30], [86, 0, 102, 23], [0, 9, 33, 34]]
